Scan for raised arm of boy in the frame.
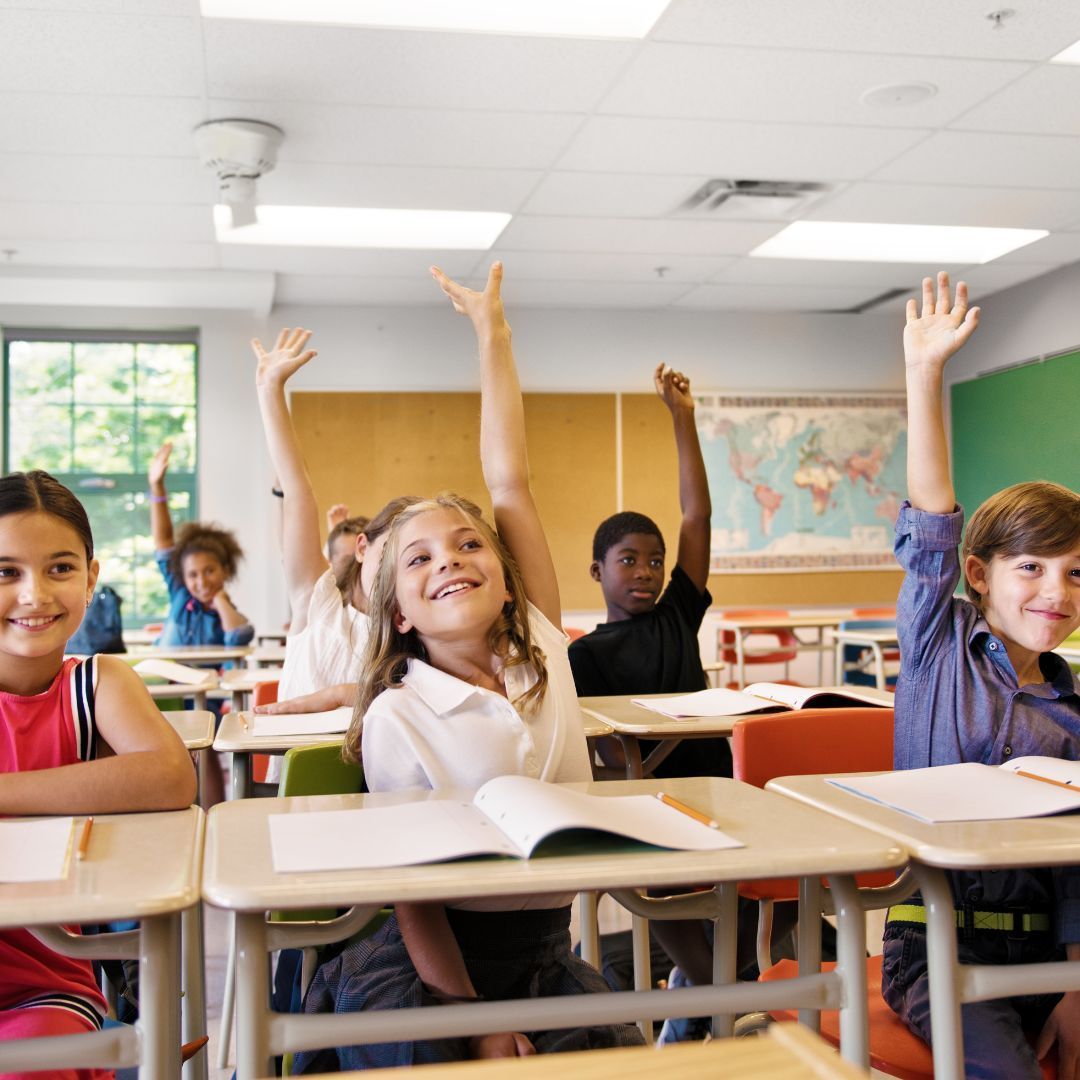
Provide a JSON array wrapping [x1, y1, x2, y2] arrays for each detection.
[[656, 363, 711, 592], [148, 441, 175, 552], [430, 261, 561, 627], [903, 272, 980, 514], [251, 328, 329, 620]]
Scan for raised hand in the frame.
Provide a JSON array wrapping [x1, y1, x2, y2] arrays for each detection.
[[148, 441, 172, 489], [326, 504, 350, 531], [430, 262, 507, 334], [251, 328, 317, 388], [903, 272, 980, 371], [654, 362, 695, 413]]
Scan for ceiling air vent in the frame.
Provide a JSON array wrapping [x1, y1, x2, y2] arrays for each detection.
[[677, 179, 830, 220]]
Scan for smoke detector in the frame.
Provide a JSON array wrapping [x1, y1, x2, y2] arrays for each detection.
[[677, 179, 830, 220], [194, 118, 284, 229]]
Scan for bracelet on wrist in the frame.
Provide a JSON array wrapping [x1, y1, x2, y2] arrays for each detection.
[[148, 492, 168, 504]]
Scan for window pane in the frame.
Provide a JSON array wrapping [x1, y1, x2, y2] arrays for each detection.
[[137, 407, 196, 473], [8, 341, 72, 404], [74, 406, 135, 473], [73, 342, 135, 404], [137, 343, 196, 404], [9, 404, 71, 472], [135, 548, 171, 619]]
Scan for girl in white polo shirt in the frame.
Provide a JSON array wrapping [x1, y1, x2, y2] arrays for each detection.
[[292, 264, 643, 1073]]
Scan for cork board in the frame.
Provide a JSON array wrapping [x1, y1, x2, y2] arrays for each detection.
[[291, 391, 617, 610]]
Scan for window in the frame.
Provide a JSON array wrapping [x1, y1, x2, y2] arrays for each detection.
[[3, 329, 199, 626]]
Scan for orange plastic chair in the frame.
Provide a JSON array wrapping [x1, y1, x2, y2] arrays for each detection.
[[718, 608, 799, 687], [250, 680, 279, 785], [563, 626, 587, 641]]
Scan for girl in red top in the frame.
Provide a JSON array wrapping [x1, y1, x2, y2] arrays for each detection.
[[0, 470, 196, 1080]]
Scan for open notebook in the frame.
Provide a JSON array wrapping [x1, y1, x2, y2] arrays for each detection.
[[0, 818, 74, 881], [827, 757, 1080, 823], [631, 682, 892, 720], [133, 658, 216, 686], [246, 707, 352, 738], [268, 775, 743, 872]]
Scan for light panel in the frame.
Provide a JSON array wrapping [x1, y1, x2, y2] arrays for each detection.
[[750, 221, 1047, 264], [199, 0, 672, 39], [214, 205, 511, 250], [1051, 39, 1080, 64]]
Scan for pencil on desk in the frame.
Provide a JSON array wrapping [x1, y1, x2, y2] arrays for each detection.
[[76, 817, 94, 861], [655, 791, 720, 829], [1015, 769, 1080, 794]]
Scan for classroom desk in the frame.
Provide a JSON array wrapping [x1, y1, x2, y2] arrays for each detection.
[[219, 670, 281, 714], [715, 611, 851, 688], [161, 709, 215, 751], [127, 644, 253, 666], [579, 694, 736, 779], [245, 643, 287, 668], [826, 627, 899, 690], [765, 772, 1080, 1080], [144, 674, 219, 713], [302, 1020, 866, 1080], [203, 776, 905, 1079], [256, 631, 288, 646], [0, 807, 205, 1080]]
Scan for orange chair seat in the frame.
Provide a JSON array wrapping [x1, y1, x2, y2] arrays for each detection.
[[739, 869, 895, 903], [251, 680, 279, 785]]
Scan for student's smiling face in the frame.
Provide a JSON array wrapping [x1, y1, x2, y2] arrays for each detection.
[[0, 511, 98, 664], [591, 531, 666, 622], [181, 550, 226, 606], [966, 547, 1080, 658], [392, 507, 511, 643]]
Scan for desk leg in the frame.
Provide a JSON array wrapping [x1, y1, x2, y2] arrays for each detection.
[[797, 875, 822, 1034], [217, 918, 236, 1070], [828, 874, 868, 1069], [711, 881, 738, 1040], [231, 751, 251, 801], [194, 690, 207, 712], [917, 865, 965, 1080], [616, 734, 644, 780], [834, 635, 844, 685], [873, 643, 886, 690], [579, 892, 601, 969], [735, 632, 746, 689], [140, 912, 182, 1080], [182, 903, 208, 1080], [235, 913, 271, 1080], [632, 915, 653, 1044]]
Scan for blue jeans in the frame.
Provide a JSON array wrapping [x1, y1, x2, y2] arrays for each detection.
[[882, 924, 1061, 1079]]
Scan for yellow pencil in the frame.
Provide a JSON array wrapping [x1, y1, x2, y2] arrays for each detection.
[[1015, 769, 1080, 794], [76, 817, 94, 861], [655, 791, 720, 830]]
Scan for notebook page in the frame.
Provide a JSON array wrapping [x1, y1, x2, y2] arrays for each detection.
[[249, 708, 352, 737], [0, 818, 74, 882], [133, 659, 215, 686], [629, 687, 780, 719]]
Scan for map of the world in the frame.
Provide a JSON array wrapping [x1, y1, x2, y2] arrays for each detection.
[[696, 394, 907, 572]]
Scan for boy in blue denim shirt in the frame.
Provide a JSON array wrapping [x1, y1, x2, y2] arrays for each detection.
[[886, 272, 1080, 1079]]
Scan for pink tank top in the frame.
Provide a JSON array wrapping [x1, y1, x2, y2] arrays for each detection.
[[0, 656, 107, 1014]]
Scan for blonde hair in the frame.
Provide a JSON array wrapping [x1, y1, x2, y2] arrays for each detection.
[[962, 481, 1080, 603], [345, 493, 548, 763]]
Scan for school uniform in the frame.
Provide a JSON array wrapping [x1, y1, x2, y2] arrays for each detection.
[[884, 502, 1080, 1080], [292, 605, 644, 1072], [568, 564, 731, 777]]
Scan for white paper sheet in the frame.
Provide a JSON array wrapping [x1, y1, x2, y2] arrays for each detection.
[[249, 707, 352, 738], [133, 658, 215, 686], [0, 818, 74, 881]]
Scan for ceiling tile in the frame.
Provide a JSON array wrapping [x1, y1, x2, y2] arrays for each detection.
[[0, 10, 204, 95], [653, 0, 1080, 61], [497, 279, 692, 309], [0, 202, 213, 243], [673, 281, 889, 311], [204, 22, 633, 112], [521, 172, 705, 217], [806, 182, 1080, 230], [274, 274, 445, 307], [955, 262, 1062, 297], [952, 64, 1080, 137], [557, 116, 929, 180], [986, 232, 1080, 265], [0, 241, 218, 270], [218, 246, 479, 278], [258, 162, 540, 213], [495, 251, 734, 283], [0, 154, 212, 204], [600, 43, 1028, 128], [207, 99, 581, 170], [873, 130, 1080, 189], [493, 216, 779, 256], [709, 257, 970, 291]]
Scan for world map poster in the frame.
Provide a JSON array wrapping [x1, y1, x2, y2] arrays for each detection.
[[696, 393, 907, 573]]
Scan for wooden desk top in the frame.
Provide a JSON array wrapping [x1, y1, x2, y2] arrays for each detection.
[[0, 806, 204, 927], [161, 709, 215, 751], [127, 644, 252, 664], [826, 628, 898, 644], [714, 611, 854, 631], [579, 695, 740, 737], [203, 776, 904, 913], [144, 677, 218, 698], [219, 671, 282, 693], [768, 772, 1080, 871], [301, 1021, 863, 1079]]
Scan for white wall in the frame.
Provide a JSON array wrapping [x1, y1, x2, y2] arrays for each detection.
[[4, 264, 1073, 632]]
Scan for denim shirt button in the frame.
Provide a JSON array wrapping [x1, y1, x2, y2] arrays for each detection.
[[1003, 745, 1012, 756], [989, 642, 998, 651]]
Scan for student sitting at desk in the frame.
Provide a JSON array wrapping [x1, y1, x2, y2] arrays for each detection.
[[0, 470, 196, 1077], [293, 264, 642, 1071], [886, 272, 1080, 1080]]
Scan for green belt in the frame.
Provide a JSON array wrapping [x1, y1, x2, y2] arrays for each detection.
[[887, 903, 1051, 934]]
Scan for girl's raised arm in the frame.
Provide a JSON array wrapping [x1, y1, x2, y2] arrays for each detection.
[[903, 273, 980, 514], [147, 441, 175, 552], [430, 263, 561, 626], [252, 328, 330, 617]]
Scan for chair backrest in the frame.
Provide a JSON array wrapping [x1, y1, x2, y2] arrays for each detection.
[[278, 743, 363, 798], [563, 626, 587, 641], [252, 680, 279, 708], [732, 707, 894, 788], [852, 607, 896, 619]]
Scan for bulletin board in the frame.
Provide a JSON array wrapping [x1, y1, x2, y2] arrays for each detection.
[[293, 390, 902, 612]]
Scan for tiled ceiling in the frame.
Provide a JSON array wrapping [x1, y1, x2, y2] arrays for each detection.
[[2, 0, 1080, 311]]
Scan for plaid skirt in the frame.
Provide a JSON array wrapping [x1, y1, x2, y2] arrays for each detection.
[[293, 905, 644, 1072]]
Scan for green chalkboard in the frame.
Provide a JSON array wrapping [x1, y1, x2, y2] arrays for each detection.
[[951, 350, 1080, 517]]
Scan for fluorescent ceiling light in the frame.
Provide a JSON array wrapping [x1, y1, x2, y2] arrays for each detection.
[[213, 205, 511, 250], [1051, 39, 1080, 63], [199, 0, 672, 39], [750, 221, 1047, 264]]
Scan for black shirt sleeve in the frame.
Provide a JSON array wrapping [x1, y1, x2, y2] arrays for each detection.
[[657, 563, 711, 632], [568, 637, 611, 696]]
